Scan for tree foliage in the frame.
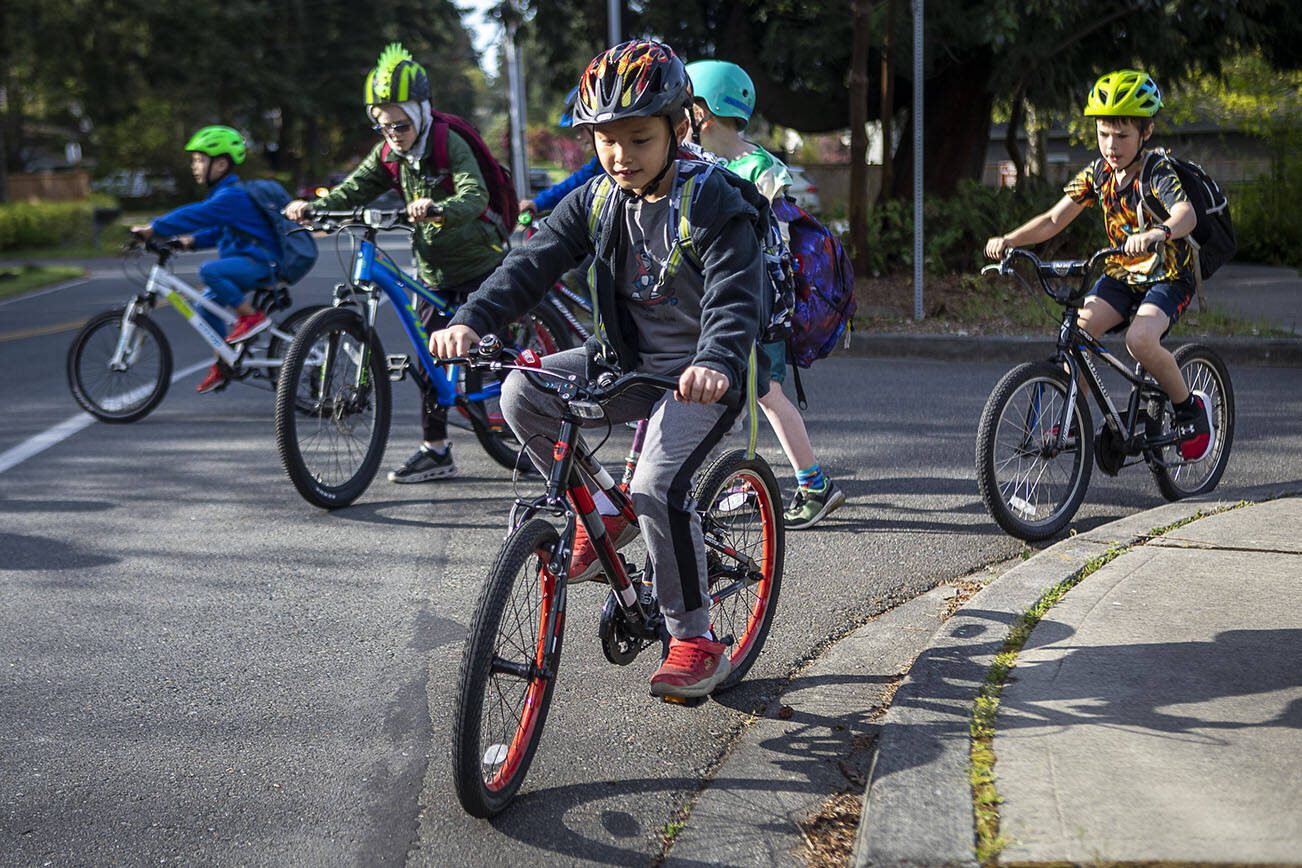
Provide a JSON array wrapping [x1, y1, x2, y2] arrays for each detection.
[[518, 0, 1302, 196], [1, 0, 485, 194]]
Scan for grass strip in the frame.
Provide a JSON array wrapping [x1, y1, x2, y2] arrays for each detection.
[[0, 264, 86, 300], [969, 504, 1244, 865]]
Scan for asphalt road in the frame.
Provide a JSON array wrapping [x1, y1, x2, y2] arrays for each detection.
[[2, 246, 1300, 865]]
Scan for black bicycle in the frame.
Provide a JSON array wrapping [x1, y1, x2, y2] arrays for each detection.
[[976, 246, 1235, 541], [447, 336, 784, 817]]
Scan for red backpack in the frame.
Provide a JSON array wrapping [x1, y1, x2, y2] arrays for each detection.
[[380, 111, 518, 241]]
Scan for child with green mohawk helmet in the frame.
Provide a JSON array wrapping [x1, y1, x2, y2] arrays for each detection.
[[687, 59, 847, 530], [288, 43, 507, 484]]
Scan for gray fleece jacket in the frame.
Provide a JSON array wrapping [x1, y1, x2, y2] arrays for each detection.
[[449, 160, 771, 396]]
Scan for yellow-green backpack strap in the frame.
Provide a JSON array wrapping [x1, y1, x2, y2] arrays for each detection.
[[585, 177, 616, 346], [746, 344, 759, 459]]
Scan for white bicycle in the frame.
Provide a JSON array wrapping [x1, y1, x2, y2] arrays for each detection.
[[67, 236, 325, 423]]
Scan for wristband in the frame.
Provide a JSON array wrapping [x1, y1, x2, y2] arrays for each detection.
[[1154, 223, 1172, 240]]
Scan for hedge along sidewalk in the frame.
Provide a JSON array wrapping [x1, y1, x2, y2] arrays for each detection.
[[849, 494, 1278, 868]]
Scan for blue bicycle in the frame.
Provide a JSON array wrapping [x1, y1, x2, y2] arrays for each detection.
[[273, 208, 574, 508]]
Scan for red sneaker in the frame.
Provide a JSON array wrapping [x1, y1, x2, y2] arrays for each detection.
[[196, 362, 229, 394], [569, 513, 638, 583], [226, 311, 270, 344], [1176, 391, 1215, 462], [649, 636, 732, 698]]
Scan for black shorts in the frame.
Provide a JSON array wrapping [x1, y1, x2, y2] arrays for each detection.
[[1088, 274, 1195, 334]]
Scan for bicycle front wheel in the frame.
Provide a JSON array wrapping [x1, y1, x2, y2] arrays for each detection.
[[461, 306, 578, 473], [66, 307, 173, 423], [274, 307, 391, 509], [976, 361, 1095, 541], [693, 449, 785, 688], [452, 518, 565, 817], [1148, 343, 1235, 501]]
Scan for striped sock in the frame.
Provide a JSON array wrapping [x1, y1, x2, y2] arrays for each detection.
[[796, 463, 826, 491]]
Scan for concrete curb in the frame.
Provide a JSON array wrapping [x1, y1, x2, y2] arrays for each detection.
[[849, 497, 1245, 868], [664, 586, 958, 867], [840, 332, 1302, 367]]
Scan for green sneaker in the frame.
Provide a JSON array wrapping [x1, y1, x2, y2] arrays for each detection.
[[784, 480, 846, 530]]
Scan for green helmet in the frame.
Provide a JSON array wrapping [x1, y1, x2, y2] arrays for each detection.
[[686, 60, 756, 130], [1084, 69, 1163, 118], [184, 125, 246, 164], [365, 43, 431, 105]]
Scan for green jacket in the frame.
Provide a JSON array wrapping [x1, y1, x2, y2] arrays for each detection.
[[311, 134, 505, 288]]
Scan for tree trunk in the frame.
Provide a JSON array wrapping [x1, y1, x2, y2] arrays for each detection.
[[1026, 101, 1047, 179], [848, 0, 871, 274], [1004, 82, 1027, 181], [891, 54, 994, 198], [878, 0, 895, 201]]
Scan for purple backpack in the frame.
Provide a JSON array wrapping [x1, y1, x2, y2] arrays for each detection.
[[770, 198, 856, 368]]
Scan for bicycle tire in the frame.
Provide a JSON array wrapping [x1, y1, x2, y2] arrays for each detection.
[[976, 361, 1094, 541], [462, 305, 579, 472], [66, 307, 173, 423], [274, 307, 391, 509], [691, 448, 785, 688], [1148, 344, 1235, 501], [265, 304, 330, 389], [452, 518, 564, 817]]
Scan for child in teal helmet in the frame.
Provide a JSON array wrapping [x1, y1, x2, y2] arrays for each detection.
[[130, 125, 283, 394], [687, 59, 847, 531]]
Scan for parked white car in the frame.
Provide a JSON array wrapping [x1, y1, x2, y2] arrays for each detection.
[[785, 165, 822, 214]]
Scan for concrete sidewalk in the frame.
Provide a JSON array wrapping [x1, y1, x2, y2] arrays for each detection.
[[854, 496, 1302, 866]]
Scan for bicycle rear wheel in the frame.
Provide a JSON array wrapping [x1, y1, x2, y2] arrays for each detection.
[[265, 304, 330, 389], [66, 307, 173, 423], [274, 307, 391, 509], [452, 518, 565, 817], [1147, 344, 1235, 500], [692, 449, 784, 688], [976, 361, 1094, 541], [461, 305, 579, 472]]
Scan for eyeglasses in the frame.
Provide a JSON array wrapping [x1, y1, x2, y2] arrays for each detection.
[[372, 121, 412, 135]]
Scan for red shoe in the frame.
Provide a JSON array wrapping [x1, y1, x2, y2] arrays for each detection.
[[569, 513, 638, 583], [1176, 391, 1215, 462], [226, 311, 270, 344], [196, 362, 230, 394], [649, 635, 732, 698]]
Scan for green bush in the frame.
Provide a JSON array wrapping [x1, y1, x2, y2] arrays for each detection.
[[0, 195, 119, 252], [1230, 138, 1302, 270], [862, 179, 1103, 276]]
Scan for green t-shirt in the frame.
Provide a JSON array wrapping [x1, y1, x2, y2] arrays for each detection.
[[726, 146, 792, 203]]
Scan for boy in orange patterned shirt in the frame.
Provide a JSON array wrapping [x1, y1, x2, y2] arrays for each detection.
[[985, 70, 1213, 462]]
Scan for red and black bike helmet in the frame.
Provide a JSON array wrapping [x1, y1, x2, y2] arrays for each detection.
[[571, 40, 692, 127]]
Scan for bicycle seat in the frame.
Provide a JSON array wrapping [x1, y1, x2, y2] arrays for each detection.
[[251, 282, 293, 313]]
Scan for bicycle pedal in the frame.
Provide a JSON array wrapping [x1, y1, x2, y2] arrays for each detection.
[[386, 354, 410, 382], [657, 693, 708, 708]]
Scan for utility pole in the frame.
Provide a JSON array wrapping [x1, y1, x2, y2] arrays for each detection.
[[501, 2, 529, 201], [608, 0, 621, 45], [912, 0, 924, 321]]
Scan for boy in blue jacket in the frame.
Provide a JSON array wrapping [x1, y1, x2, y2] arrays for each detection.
[[131, 126, 281, 393], [431, 41, 771, 700]]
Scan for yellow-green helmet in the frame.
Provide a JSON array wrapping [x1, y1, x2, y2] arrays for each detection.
[[184, 125, 246, 164], [1084, 69, 1163, 117], [364, 43, 431, 105]]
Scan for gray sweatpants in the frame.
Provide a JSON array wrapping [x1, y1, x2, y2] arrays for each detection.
[[499, 348, 739, 639]]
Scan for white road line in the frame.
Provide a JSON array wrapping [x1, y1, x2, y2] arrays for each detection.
[[0, 277, 91, 308], [0, 360, 209, 475]]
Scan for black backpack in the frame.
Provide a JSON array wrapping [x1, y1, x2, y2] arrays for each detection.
[[1140, 148, 1236, 281]]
